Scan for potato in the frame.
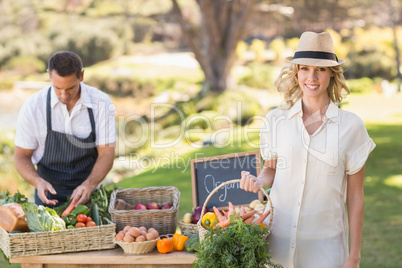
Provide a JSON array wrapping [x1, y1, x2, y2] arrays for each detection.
[[148, 228, 159, 238], [182, 213, 192, 223], [147, 228, 155, 233], [254, 203, 265, 211], [135, 235, 146, 242], [128, 227, 141, 237], [234, 207, 241, 214], [138, 226, 147, 232], [123, 234, 135, 242], [115, 232, 125, 241], [249, 199, 262, 210], [146, 232, 156, 241]]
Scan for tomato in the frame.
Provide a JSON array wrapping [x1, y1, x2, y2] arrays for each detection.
[[86, 221, 96, 227], [76, 214, 88, 223], [86, 216, 92, 222], [75, 222, 86, 228]]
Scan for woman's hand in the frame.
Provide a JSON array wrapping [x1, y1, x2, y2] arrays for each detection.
[[343, 257, 360, 268], [240, 171, 261, 193]]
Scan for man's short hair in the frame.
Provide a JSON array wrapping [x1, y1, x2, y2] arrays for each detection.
[[48, 51, 83, 78]]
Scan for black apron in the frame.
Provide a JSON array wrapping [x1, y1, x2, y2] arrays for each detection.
[[35, 87, 98, 207]]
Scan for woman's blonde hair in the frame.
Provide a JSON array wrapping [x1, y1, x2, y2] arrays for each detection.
[[274, 64, 350, 109]]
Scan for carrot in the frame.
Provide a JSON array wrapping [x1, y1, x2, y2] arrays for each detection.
[[213, 206, 227, 223], [252, 209, 271, 225], [244, 216, 254, 224], [227, 202, 235, 217], [239, 206, 258, 221], [217, 219, 231, 228], [61, 201, 76, 218], [222, 210, 229, 218]]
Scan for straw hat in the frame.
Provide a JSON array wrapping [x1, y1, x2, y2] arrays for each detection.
[[286, 31, 344, 66]]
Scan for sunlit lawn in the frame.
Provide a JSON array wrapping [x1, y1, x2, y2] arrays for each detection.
[[361, 123, 402, 268]]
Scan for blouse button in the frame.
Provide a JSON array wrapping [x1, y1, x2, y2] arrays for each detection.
[[291, 243, 295, 248], [297, 201, 301, 206]]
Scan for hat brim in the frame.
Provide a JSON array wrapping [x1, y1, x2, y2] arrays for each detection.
[[285, 57, 344, 67]]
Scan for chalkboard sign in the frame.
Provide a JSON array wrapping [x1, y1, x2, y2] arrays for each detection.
[[191, 151, 262, 210]]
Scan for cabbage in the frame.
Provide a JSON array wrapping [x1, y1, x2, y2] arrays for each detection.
[[21, 202, 66, 232]]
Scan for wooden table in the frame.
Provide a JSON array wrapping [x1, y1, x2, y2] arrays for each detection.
[[10, 248, 197, 268]]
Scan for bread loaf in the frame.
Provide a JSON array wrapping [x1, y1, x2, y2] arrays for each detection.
[[0, 203, 29, 232]]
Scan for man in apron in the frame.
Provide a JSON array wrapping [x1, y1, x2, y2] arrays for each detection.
[[14, 51, 116, 207]]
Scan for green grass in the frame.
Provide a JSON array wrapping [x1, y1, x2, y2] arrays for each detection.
[[2, 124, 401, 268], [361, 123, 402, 268]]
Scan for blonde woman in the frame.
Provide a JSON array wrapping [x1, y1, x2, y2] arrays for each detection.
[[240, 32, 375, 268]]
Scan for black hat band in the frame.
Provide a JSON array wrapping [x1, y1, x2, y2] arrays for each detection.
[[293, 51, 338, 62]]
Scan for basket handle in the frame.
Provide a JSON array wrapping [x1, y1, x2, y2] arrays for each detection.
[[199, 179, 274, 231]]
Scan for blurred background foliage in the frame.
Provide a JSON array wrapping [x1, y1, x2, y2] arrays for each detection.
[[0, 0, 401, 190], [0, 0, 401, 185], [0, 0, 401, 84]]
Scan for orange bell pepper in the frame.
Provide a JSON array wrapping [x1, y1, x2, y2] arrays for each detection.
[[172, 233, 189, 251], [157, 236, 173, 254]]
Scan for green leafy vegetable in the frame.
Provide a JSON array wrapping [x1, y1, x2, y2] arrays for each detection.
[[185, 232, 200, 252], [0, 190, 28, 205], [89, 184, 117, 225], [72, 204, 90, 216], [194, 215, 282, 268], [21, 202, 66, 232]]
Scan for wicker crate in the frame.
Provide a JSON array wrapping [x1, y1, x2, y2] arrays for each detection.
[[0, 223, 116, 259], [178, 221, 198, 237], [109, 186, 180, 235]]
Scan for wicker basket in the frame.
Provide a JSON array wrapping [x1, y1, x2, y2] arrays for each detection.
[[178, 221, 198, 237], [114, 238, 158, 254], [109, 186, 180, 235], [0, 223, 116, 259], [197, 179, 274, 241]]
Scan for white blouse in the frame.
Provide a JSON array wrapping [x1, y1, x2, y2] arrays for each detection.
[[15, 82, 116, 165], [260, 99, 375, 268]]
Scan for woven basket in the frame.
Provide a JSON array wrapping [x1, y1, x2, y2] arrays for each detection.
[[0, 223, 116, 259], [178, 221, 198, 237], [114, 238, 158, 254], [109, 186, 180, 235], [197, 179, 274, 241]]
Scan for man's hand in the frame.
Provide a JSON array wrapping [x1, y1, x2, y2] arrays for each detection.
[[36, 179, 58, 206], [70, 183, 94, 206], [15, 146, 58, 205], [70, 143, 115, 206]]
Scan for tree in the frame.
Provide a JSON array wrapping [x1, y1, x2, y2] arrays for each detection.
[[171, 0, 256, 94]]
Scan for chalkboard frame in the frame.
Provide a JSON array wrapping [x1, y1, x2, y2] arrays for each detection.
[[190, 150, 262, 210]]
